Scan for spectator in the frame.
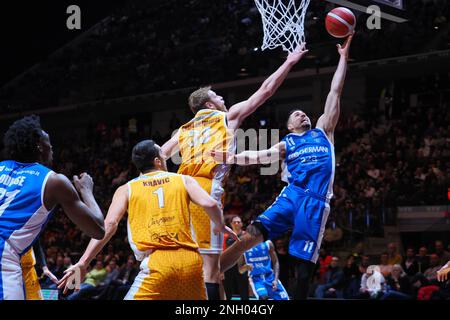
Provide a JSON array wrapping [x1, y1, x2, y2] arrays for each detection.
[[417, 246, 430, 273], [316, 248, 333, 284], [387, 242, 403, 265], [379, 252, 393, 278], [435, 240, 450, 266], [402, 247, 419, 277], [314, 257, 345, 299], [92, 259, 121, 299], [222, 215, 249, 300], [423, 254, 443, 283], [411, 253, 443, 290], [381, 264, 413, 300], [356, 265, 386, 299], [106, 256, 139, 300], [342, 254, 360, 298]]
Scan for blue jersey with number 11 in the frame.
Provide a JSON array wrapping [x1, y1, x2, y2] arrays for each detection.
[[282, 128, 335, 200]]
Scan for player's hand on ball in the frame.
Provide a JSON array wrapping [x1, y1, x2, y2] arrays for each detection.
[[42, 266, 59, 284], [337, 31, 354, 59], [209, 150, 235, 164], [57, 262, 88, 294], [272, 280, 278, 291], [73, 172, 94, 193], [287, 42, 309, 64]]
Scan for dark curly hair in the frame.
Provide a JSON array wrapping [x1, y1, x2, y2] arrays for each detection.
[[3, 115, 44, 162]]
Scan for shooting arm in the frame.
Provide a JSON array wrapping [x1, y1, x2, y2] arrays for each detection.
[[317, 35, 353, 135]]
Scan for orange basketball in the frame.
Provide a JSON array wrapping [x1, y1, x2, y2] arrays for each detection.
[[325, 7, 356, 38]]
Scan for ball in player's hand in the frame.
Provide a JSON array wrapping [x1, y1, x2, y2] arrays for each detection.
[[325, 7, 356, 38]]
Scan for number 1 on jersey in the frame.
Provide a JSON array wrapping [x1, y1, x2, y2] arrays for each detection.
[[153, 187, 165, 208]]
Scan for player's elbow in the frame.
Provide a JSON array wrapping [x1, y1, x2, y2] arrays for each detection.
[[89, 223, 106, 240], [105, 220, 119, 236], [259, 88, 273, 102]]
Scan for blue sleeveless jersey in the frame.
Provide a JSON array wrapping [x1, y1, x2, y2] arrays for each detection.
[[281, 128, 335, 200], [244, 241, 272, 277], [0, 160, 54, 257]]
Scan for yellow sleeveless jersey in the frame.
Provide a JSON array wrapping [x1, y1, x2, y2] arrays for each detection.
[[178, 109, 234, 180], [127, 171, 198, 260]]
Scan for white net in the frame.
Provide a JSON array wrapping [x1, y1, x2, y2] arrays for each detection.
[[254, 0, 311, 53]]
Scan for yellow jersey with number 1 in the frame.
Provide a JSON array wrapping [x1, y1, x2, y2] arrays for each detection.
[[127, 171, 198, 261]]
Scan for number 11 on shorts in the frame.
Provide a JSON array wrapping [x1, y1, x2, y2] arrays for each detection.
[[303, 240, 314, 253]]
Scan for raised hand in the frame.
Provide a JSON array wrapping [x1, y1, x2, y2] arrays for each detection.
[[337, 32, 354, 59], [73, 172, 94, 194], [287, 42, 309, 64]]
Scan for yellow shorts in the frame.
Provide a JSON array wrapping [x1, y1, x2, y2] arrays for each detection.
[[124, 248, 207, 300], [22, 266, 42, 300], [190, 177, 224, 254]]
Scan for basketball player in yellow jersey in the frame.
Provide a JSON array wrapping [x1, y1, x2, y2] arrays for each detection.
[[161, 44, 309, 299], [58, 140, 238, 300], [22, 240, 58, 300]]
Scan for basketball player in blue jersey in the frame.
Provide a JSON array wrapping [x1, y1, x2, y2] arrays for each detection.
[[213, 33, 353, 299], [0, 115, 105, 300], [239, 240, 289, 300]]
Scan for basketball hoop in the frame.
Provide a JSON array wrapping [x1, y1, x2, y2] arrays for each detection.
[[254, 0, 311, 53]]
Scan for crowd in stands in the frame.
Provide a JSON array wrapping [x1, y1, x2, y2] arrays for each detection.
[[0, 0, 448, 113]]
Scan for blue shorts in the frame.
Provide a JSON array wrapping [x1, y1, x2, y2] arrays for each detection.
[[255, 184, 330, 263], [250, 272, 289, 300]]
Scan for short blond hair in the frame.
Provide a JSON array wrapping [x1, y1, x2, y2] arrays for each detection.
[[188, 86, 211, 114]]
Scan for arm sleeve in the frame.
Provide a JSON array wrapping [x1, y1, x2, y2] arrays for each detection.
[[33, 238, 47, 268]]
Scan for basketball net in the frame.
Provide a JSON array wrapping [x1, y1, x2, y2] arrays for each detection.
[[254, 0, 311, 53]]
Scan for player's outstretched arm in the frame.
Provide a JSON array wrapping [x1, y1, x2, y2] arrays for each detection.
[[57, 184, 128, 293], [268, 240, 280, 290], [316, 33, 353, 139], [227, 44, 309, 129], [183, 175, 238, 241], [45, 173, 105, 240], [161, 130, 180, 160], [210, 142, 285, 166]]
